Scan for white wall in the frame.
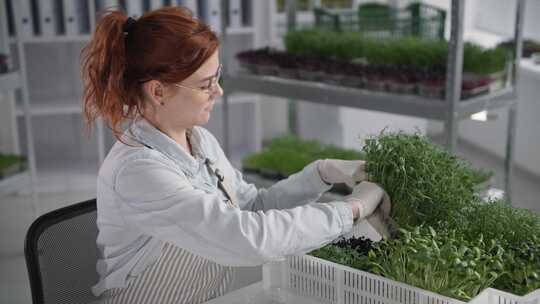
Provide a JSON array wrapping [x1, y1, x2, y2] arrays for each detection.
[[259, 98, 290, 140], [425, 0, 540, 177], [523, 0, 540, 41], [296, 102, 428, 150], [254, 0, 290, 141], [341, 109, 427, 150], [426, 66, 540, 177], [475, 0, 540, 42], [297, 102, 344, 147], [458, 67, 540, 176]]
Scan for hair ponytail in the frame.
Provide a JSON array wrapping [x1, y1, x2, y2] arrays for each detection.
[[81, 10, 132, 139], [81, 6, 219, 142]]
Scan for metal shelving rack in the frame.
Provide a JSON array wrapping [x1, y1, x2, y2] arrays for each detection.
[[3, 0, 260, 201], [221, 0, 525, 201], [0, 68, 32, 196], [0, 0, 34, 196], [5, 0, 102, 200]]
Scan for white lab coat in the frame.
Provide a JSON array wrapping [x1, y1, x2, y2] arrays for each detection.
[[92, 118, 354, 296]]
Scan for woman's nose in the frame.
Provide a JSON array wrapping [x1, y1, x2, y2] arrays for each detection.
[[215, 82, 224, 98]]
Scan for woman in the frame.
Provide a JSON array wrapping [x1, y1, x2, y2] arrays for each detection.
[[82, 6, 389, 304]]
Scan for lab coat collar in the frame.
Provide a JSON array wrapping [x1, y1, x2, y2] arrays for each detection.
[[127, 118, 217, 177]]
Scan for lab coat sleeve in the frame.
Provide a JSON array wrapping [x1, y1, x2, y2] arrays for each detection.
[[201, 129, 333, 212], [114, 157, 353, 267], [231, 161, 334, 212]]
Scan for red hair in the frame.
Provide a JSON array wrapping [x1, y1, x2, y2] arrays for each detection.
[[81, 6, 219, 141]]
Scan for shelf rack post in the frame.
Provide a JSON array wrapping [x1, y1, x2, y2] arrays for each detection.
[[286, 0, 298, 135], [13, 10, 38, 186], [10, 1, 39, 214], [505, 0, 525, 202], [444, 0, 464, 153], [221, 0, 231, 156]]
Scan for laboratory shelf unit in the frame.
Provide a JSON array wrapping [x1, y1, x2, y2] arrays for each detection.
[[0, 0, 33, 195], [3, 0, 262, 197], [225, 73, 516, 121], [221, 0, 525, 201]]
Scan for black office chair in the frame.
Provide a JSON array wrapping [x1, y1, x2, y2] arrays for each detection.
[[25, 198, 100, 304]]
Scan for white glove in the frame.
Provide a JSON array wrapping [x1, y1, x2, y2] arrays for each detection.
[[365, 190, 393, 239], [318, 159, 367, 188], [346, 181, 386, 220]]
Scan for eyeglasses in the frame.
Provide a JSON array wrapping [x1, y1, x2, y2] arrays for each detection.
[[174, 64, 222, 96]]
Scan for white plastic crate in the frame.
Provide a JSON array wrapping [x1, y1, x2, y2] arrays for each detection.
[[276, 255, 539, 304], [262, 221, 540, 304]]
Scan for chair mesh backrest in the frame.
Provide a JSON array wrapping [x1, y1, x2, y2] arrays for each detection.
[[25, 199, 100, 304]]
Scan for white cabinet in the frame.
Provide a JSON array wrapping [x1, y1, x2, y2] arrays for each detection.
[[0, 0, 31, 195], [4, 0, 263, 194]]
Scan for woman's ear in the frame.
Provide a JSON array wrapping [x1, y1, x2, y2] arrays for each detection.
[[143, 80, 167, 107]]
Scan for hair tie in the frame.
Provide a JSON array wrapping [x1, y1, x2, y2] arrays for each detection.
[[123, 17, 137, 35]]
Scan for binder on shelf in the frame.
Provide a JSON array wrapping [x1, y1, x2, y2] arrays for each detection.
[[0, 0, 9, 52], [79, 0, 91, 34], [182, 0, 198, 18], [241, 0, 252, 27], [149, 0, 164, 11], [12, 0, 34, 38], [37, 0, 58, 37], [125, 0, 143, 18], [205, 0, 221, 33], [100, 0, 120, 11], [229, 0, 242, 28], [62, 0, 85, 36]]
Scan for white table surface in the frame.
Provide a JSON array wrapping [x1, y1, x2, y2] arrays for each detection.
[[203, 281, 327, 304], [203, 281, 263, 304]]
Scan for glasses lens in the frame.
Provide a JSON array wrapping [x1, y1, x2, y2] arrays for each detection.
[[216, 65, 222, 81], [199, 65, 222, 95], [208, 65, 223, 93]]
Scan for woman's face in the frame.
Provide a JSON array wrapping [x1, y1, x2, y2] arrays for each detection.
[[159, 50, 223, 129]]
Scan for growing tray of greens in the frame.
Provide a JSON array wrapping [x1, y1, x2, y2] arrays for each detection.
[[263, 132, 539, 304]]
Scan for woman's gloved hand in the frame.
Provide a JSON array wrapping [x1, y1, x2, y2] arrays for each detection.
[[345, 181, 388, 220], [317, 159, 367, 188]]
